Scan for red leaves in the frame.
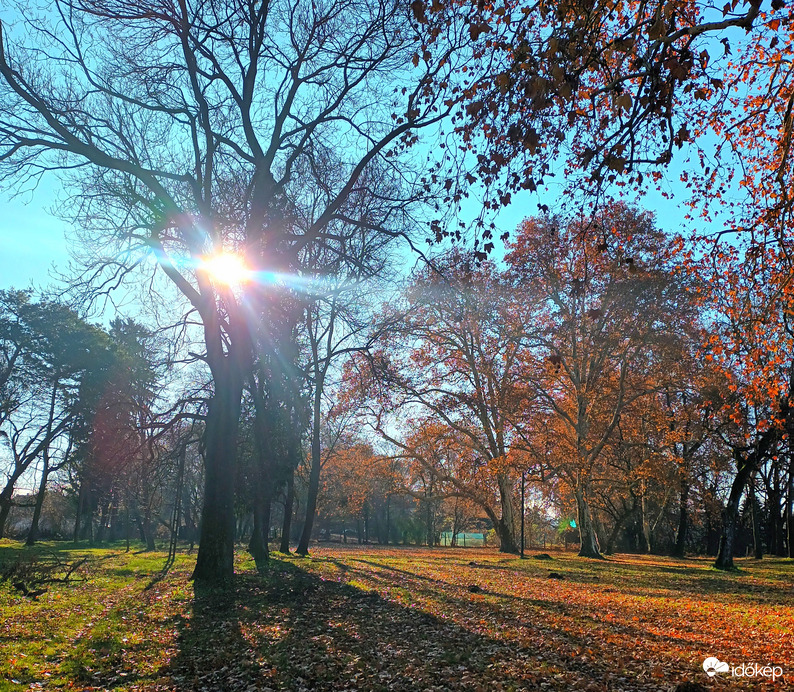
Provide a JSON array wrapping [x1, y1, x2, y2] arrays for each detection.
[[410, 0, 427, 24], [465, 100, 484, 117], [469, 22, 491, 41]]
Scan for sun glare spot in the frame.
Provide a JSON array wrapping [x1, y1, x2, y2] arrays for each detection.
[[201, 253, 250, 285]]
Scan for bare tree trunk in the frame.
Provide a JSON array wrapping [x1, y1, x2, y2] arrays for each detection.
[[73, 481, 87, 543], [279, 472, 295, 553], [297, 397, 322, 555], [576, 481, 602, 558], [451, 499, 461, 548], [604, 514, 625, 555], [96, 501, 112, 543], [250, 487, 273, 568], [715, 461, 754, 570], [641, 482, 652, 553], [0, 468, 26, 539], [496, 473, 519, 553], [673, 479, 689, 558], [385, 494, 391, 545], [788, 449, 794, 558], [784, 412, 794, 557], [715, 406, 787, 570], [192, 358, 244, 584], [0, 485, 13, 538], [750, 476, 763, 559], [248, 475, 270, 565], [26, 462, 50, 546]]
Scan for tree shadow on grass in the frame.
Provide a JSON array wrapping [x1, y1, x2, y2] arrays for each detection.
[[157, 560, 557, 691]]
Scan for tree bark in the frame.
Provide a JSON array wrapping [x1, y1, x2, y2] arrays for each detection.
[[0, 493, 12, 540], [0, 468, 26, 539], [604, 513, 625, 555], [788, 449, 794, 558], [279, 472, 295, 553], [715, 406, 786, 570], [25, 463, 49, 546], [673, 479, 689, 558], [249, 486, 271, 567], [297, 393, 322, 555], [191, 357, 244, 584], [750, 477, 763, 559], [575, 481, 602, 558], [715, 458, 755, 570], [640, 483, 652, 553], [496, 473, 519, 553]]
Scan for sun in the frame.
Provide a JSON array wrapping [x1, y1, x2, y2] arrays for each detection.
[[201, 252, 250, 286]]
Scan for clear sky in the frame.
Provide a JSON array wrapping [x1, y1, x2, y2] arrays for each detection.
[[0, 157, 688, 290], [0, 180, 69, 292], [0, 175, 695, 294]]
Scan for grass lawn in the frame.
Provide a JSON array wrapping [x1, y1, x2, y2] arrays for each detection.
[[1, 540, 791, 690]]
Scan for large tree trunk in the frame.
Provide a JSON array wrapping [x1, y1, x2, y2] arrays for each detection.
[[575, 481, 602, 558], [496, 473, 519, 553], [715, 407, 787, 570], [297, 397, 322, 555], [673, 478, 689, 558], [0, 468, 26, 539], [248, 487, 271, 567], [603, 514, 624, 555], [0, 493, 12, 539], [788, 452, 794, 558], [750, 477, 763, 559], [143, 502, 156, 551], [96, 502, 109, 543], [767, 479, 782, 556], [192, 358, 244, 584], [640, 483, 652, 553], [73, 481, 87, 543], [279, 472, 295, 553], [715, 460, 755, 570], [26, 464, 50, 546]]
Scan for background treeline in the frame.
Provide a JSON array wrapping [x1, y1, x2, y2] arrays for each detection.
[[3, 203, 792, 572], [2, 0, 794, 586]]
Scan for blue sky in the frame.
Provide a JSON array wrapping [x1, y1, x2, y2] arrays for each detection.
[[0, 181, 69, 292], [0, 171, 696, 295]]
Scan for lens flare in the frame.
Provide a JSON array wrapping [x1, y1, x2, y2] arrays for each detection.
[[201, 253, 250, 285]]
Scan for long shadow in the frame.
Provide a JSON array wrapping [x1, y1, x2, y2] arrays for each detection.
[[159, 581, 274, 691], [156, 560, 611, 691], [144, 553, 177, 590], [311, 556, 794, 681]]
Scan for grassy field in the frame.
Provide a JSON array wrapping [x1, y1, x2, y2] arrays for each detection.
[[0, 540, 792, 691]]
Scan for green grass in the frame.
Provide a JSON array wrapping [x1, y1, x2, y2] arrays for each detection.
[[0, 539, 193, 691], [1, 540, 791, 690]]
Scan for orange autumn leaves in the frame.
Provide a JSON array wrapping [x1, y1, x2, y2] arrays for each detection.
[[342, 202, 719, 552]]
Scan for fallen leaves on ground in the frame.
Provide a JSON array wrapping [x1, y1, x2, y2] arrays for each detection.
[[1, 542, 791, 690]]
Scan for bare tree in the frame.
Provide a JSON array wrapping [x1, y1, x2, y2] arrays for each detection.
[[0, 0, 468, 583]]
